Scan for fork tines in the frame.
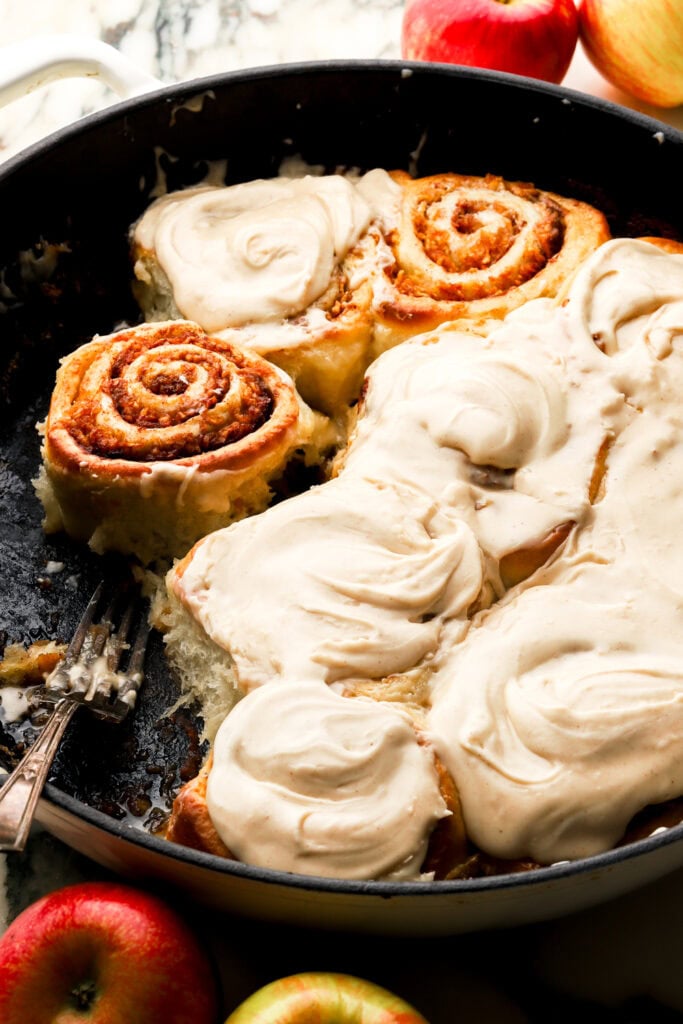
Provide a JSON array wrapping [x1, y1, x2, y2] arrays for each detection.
[[40, 578, 151, 722]]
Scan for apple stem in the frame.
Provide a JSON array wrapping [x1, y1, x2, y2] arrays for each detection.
[[70, 979, 98, 1012]]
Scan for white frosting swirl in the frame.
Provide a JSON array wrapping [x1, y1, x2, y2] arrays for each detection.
[[133, 174, 380, 331], [206, 682, 448, 880], [176, 475, 484, 691], [428, 558, 683, 864], [567, 237, 683, 358], [340, 314, 620, 569]]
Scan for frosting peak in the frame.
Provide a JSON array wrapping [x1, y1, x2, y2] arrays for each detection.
[[206, 681, 448, 880], [133, 173, 385, 331]]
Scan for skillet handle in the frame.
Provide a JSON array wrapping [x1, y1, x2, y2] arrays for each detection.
[[0, 33, 161, 111]]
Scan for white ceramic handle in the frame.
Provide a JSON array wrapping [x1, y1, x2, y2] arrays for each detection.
[[0, 34, 162, 111]]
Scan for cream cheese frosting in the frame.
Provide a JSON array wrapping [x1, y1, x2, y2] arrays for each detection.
[[169, 236, 683, 876], [338, 297, 624, 577], [427, 238, 683, 864], [132, 171, 396, 332], [174, 474, 484, 692], [206, 681, 449, 880]]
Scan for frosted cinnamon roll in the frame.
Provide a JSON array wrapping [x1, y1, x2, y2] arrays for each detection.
[[35, 320, 334, 565], [166, 681, 465, 881], [131, 172, 392, 415], [336, 304, 618, 594], [427, 556, 683, 866], [164, 474, 485, 726], [425, 240, 683, 868], [365, 170, 611, 352]]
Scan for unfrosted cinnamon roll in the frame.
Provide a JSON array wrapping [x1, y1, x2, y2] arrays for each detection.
[[365, 170, 611, 352], [130, 173, 392, 416], [165, 681, 467, 881], [34, 320, 334, 564]]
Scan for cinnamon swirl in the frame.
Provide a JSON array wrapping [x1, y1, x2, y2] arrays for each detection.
[[365, 170, 611, 352], [35, 320, 334, 564]]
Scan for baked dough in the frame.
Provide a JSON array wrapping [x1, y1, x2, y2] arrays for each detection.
[[35, 319, 335, 564], [364, 170, 612, 353]]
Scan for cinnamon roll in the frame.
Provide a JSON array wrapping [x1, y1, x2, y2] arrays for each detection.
[[365, 170, 611, 353], [335, 302, 617, 595], [130, 173, 394, 416], [35, 320, 334, 565], [165, 681, 466, 881], [164, 473, 485, 727], [427, 238, 683, 868]]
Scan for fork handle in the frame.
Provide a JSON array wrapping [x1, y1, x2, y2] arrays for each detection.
[[0, 699, 80, 852]]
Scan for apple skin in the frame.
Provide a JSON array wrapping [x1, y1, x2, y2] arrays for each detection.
[[578, 0, 683, 108], [224, 972, 429, 1023], [401, 0, 579, 85], [0, 881, 219, 1024]]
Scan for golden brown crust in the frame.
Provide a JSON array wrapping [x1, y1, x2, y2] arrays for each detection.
[[499, 520, 575, 591], [0, 640, 66, 686], [637, 236, 683, 255], [164, 756, 233, 859], [420, 752, 468, 880]]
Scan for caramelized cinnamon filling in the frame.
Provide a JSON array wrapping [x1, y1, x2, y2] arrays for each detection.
[[64, 325, 276, 461]]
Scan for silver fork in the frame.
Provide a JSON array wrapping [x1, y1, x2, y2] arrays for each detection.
[[0, 578, 150, 852]]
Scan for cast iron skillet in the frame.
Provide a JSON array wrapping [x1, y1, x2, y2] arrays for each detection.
[[1, 60, 682, 936]]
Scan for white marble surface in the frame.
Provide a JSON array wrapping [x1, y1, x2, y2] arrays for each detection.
[[1, 2, 683, 1021]]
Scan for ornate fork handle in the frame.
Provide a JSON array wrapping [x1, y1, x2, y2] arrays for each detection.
[[0, 699, 80, 853]]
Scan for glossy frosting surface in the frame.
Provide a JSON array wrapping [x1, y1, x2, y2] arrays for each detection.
[[206, 681, 448, 880], [133, 172, 395, 330]]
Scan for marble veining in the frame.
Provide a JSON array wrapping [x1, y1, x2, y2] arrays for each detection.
[[0, 0, 404, 164]]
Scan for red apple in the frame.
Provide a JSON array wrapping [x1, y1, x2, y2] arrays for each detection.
[[401, 0, 579, 85], [0, 881, 219, 1024], [224, 972, 429, 1023], [578, 0, 683, 108]]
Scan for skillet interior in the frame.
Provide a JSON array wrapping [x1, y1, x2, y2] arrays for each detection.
[[1, 60, 682, 917]]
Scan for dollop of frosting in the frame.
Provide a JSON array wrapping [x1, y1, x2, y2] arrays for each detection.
[[206, 681, 449, 880], [176, 475, 484, 691], [133, 173, 392, 331], [339, 307, 621, 571]]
